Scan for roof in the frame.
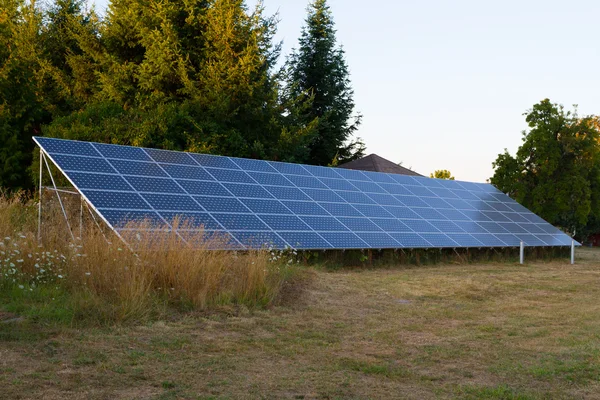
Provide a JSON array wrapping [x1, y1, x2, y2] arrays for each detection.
[[338, 154, 423, 177]]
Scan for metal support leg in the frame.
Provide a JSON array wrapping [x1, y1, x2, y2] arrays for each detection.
[[42, 152, 75, 241], [79, 196, 83, 240], [520, 241, 524, 264], [571, 240, 575, 265], [37, 150, 43, 241]]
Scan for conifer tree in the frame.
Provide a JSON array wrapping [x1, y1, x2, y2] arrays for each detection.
[[286, 0, 364, 166]]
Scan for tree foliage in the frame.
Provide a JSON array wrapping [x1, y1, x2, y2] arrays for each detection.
[[285, 0, 364, 166], [430, 170, 454, 180], [491, 99, 600, 238]]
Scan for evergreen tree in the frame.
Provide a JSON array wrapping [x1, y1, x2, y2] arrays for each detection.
[[491, 99, 600, 238], [286, 0, 364, 166]]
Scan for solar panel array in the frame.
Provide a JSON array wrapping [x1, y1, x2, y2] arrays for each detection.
[[34, 137, 576, 250]]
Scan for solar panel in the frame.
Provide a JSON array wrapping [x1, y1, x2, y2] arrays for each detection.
[[34, 137, 579, 250]]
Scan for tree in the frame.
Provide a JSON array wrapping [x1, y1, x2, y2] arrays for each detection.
[[490, 99, 600, 238], [286, 0, 364, 166], [430, 170, 454, 180]]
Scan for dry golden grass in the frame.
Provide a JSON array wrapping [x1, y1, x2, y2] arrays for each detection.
[[0, 193, 297, 323]]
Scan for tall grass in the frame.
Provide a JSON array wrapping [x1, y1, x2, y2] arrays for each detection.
[[0, 192, 299, 324]]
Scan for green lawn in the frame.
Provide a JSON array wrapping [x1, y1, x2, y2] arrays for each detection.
[[1, 248, 600, 399]]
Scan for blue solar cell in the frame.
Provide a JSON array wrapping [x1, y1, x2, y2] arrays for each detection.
[[476, 221, 509, 234], [395, 196, 429, 208], [212, 214, 269, 231], [337, 217, 382, 232], [465, 200, 494, 211], [278, 232, 331, 249], [386, 206, 420, 219], [547, 234, 573, 246], [460, 210, 492, 222], [318, 232, 367, 248], [357, 232, 399, 248], [489, 192, 512, 202], [416, 178, 446, 188], [506, 202, 530, 213], [190, 154, 239, 169], [413, 208, 447, 220], [266, 186, 311, 201], [371, 218, 412, 232], [285, 174, 327, 189], [177, 180, 231, 197], [421, 197, 452, 209], [160, 212, 222, 230], [142, 194, 203, 211], [349, 180, 387, 193], [406, 185, 435, 197], [471, 234, 507, 247], [231, 158, 278, 173], [205, 168, 254, 184], [181, 231, 244, 250], [366, 193, 404, 206], [453, 221, 490, 234], [243, 199, 292, 215], [82, 190, 149, 210], [521, 224, 546, 234], [161, 164, 214, 181], [259, 215, 310, 231], [378, 183, 414, 196], [222, 183, 274, 199], [319, 202, 362, 216], [498, 222, 528, 234], [268, 161, 311, 176], [401, 219, 440, 233], [439, 209, 470, 221], [193, 196, 249, 213], [522, 213, 547, 224], [450, 189, 480, 201], [504, 213, 529, 223], [246, 171, 294, 187], [456, 181, 483, 191], [303, 164, 343, 179], [111, 159, 167, 177], [300, 216, 348, 231], [351, 204, 394, 218], [69, 172, 131, 191], [442, 198, 473, 210], [52, 154, 115, 173], [333, 168, 370, 181], [389, 232, 431, 247], [420, 233, 459, 248], [303, 188, 345, 203], [94, 143, 151, 161], [488, 202, 513, 212], [429, 220, 464, 233], [145, 148, 196, 165], [281, 200, 329, 216], [494, 234, 522, 247], [447, 233, 483, 247], [125, 176, 185, 194], [319, 178, 359, 191], [102, 210, 165, 228], [472, 192, 495, 201], [232, 232, 288, 249], [537, 224, 561, 234], [515, 234, 548, 246], [427, 187, 460, 199], [335, 191, 376, 204], [384, 173, 413, 184], [481, 211, 511, 223], [37, 137, 99, 157]]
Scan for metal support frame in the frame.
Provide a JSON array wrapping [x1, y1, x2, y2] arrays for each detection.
[[41, 151, 75, 241], [520, 241, 524, 264], [37, 150, 43, 241], [571, 240, 575, 265]]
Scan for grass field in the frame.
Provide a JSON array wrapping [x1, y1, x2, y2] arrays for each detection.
[[1, 247, 599, 399]]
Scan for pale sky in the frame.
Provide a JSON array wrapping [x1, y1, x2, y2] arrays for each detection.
[[93, 0, 600, 183]]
